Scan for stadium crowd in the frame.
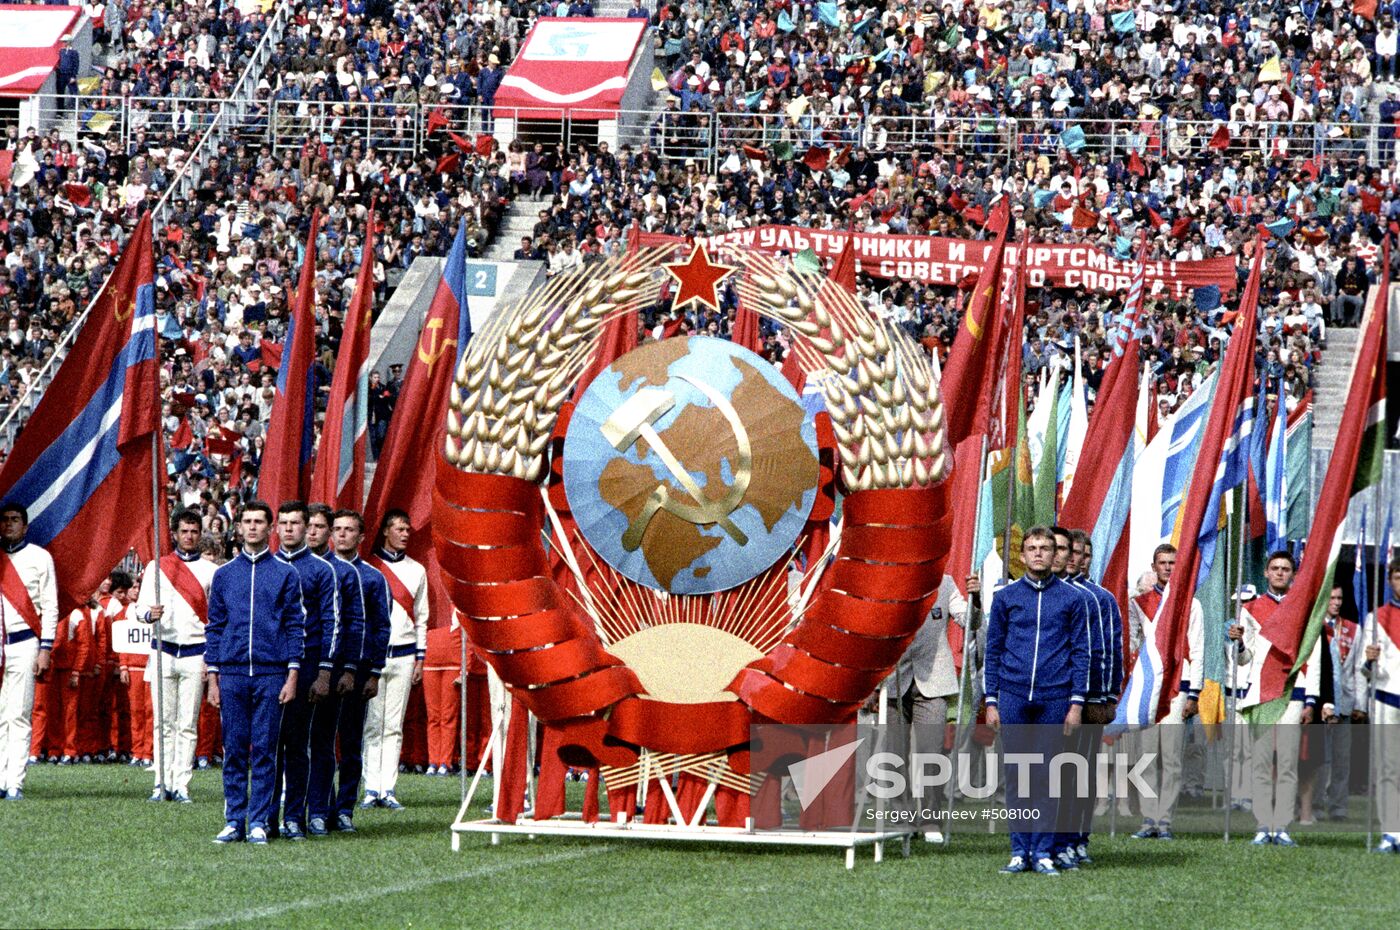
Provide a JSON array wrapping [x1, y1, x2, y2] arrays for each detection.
[[1, 0, 1399, 854]]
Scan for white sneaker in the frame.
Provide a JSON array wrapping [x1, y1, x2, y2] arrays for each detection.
[[1273, 831, 1298, 848], [922, 830, 945, 844], [1251, 831, 1272, 845], [1375, 834, 1400, 853]]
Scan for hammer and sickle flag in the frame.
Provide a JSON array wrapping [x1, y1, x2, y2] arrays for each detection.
[[940, 198, 1012, 449], [362, 220, 473, 623]]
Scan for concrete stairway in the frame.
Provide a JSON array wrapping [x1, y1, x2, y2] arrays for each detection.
[[1311, 324, 1358, 455], [484, 196, 554, 261]]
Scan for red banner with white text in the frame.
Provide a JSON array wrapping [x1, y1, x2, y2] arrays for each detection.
[[685, 226, 1237, 298]]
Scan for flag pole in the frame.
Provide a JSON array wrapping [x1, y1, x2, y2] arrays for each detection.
[[1224, 485, 1248, 841], [459, 621, 469, 804], [944, 434, 991, 843], [149, 410, 170, 801], [146, 216, 170, 803], [1365, 463, 1386, 849]]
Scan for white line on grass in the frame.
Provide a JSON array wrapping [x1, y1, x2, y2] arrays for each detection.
[[178, 845, 613, 929]]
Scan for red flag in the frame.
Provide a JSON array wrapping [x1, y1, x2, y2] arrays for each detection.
[[1127, 150, 1146, 177], [742, 144, 767, 162], [1256, 239, 1388, 708], [362, 219, 475, 629], [171, 416, 193, 450], [257, 209, 321, 513], [63, 182, 91, 207], [1171, 217, 1192, 239], [258, 341, 284, 372], [948, 191, 968, 213], [829, 241, 857, 293], [1070, 205, 1099, 230], [962, 204, 988, 227], [803, 146, 830, 172], [661, 315, 686, 339], [1148, 207, 1166, 229], [206, 436, 238, 458], [435, 152, 460, 174], [474, 134, 496, 157], [1154, 245, 1266, 720], [940, 199, 1012, 448], [780, 346, 806, 394], [311, 204, 376, 510], [1355, 0, 1378, 19], [0, 213, 163, 612], [1062, 250, 1149, 641], [425, 107, 449, 135], [732, 289, 762, 352], [1208, 124, 1231, 150], [0, 149, 12, 189]]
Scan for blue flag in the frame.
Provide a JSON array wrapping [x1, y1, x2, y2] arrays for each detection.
[[1059, 125, 1086, 153], [817, 2, 840, 27], [778, 10, 796, 32], [1194, 284, 1222, 313], [1112, 11, 1137, 32]]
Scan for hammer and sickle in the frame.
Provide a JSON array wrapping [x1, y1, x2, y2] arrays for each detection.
[[601, 376, 753, 552], [115, 295, 136, 322], [417, 318, 457, 368]]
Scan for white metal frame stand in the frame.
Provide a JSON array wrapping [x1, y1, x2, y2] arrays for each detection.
[[448, 689, 917, 868]]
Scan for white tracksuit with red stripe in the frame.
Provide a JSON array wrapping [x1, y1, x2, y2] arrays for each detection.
[[1359, 601, 1400, 839], [0, 540, 58, 793], [1234, 589, 1320, 834], [362, 548, 428, 798]]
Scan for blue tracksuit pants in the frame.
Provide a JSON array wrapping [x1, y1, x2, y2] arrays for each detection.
[[220, 673, 284, 830], [996, 691, 1070, 861]]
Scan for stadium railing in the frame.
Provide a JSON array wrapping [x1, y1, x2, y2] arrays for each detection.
[[0, 2, 295, 451]]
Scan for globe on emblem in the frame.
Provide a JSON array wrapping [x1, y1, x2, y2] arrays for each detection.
[[563, 336, 820, 595]]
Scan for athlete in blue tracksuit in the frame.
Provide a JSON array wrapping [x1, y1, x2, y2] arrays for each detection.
[[205, 502, 307, 845], [328, 508, 391, 832], [304, 503, 366, 836], [984, 526, 1090, 874], [271, 502, 340, 840], [1061, 530, 1123, 867]]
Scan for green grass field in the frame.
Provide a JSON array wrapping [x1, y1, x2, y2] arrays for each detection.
[[1, 764, 1396, 929]]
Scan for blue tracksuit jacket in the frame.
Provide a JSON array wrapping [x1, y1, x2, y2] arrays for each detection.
[[206, 547, 306, 676], [984, 574, 1090, 706], [1069, 573, 1124, 701], [333, 553, 391, 676], [275, 546, 339, 671]]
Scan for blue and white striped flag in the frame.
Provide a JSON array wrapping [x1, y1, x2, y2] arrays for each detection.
[[1264, 392, 1288, 553]]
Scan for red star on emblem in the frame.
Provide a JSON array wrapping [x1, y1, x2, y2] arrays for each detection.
[[663, 243, 736, 314]]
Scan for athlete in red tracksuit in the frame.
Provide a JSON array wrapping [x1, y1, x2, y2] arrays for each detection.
[[33, 600, 97, 761], [119, 622, 153, 765], [76, 594, 113, 759], [422, 620, 464, 774]]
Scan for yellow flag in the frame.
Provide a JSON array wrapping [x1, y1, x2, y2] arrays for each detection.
[[77, 75, 101, 95], [1258, 56, 1282, 83], [650, 67, 667, 93], [86, 112, 115, 135], [1197, 679, 1225, 741], [786, 95, 809, 120]]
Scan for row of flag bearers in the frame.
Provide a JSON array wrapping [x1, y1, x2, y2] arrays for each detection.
[[966, 525, 1400, 874], [0, 498, 446, 845]]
